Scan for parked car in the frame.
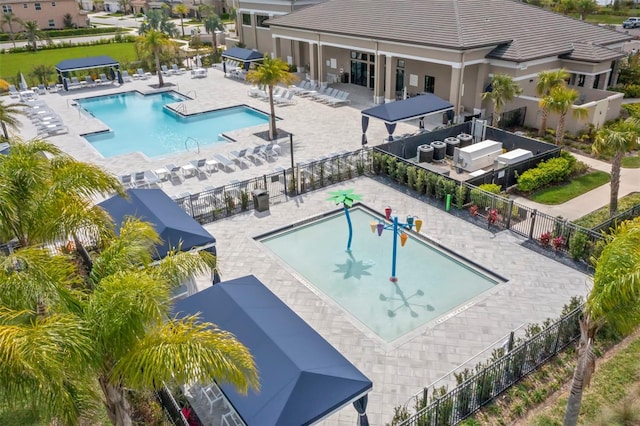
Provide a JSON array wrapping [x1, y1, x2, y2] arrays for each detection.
[[622, 17, 640, 29]]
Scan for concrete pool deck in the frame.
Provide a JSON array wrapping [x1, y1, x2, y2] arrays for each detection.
[[11, 70, 591, 424], [201, 178, 590, 425]]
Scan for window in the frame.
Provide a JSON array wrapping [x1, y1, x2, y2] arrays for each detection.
[[424, 75, 435, 93], [577, 74, 585, 87], [2, 5, 12, 12], [593, 74, 601, 89], [23, 3, 28, 7], [241, 13, 251, 25], [51, 1, 56, 5], [48, 19, 55, 27], [256, 14, 269, 28], [35, 3, 42, 10], [397, 59, 405, 68]]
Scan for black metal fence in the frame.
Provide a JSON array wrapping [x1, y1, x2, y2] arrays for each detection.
[[172, 149, 371, 225], [156, 385, 189, 426], [400, 306, 582, 426], [486, 106, 527, 129], [592, 203, 640, 233], [371, 148, 604, 264]]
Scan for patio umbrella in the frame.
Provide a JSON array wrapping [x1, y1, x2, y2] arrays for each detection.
[[20, 73, 28, 91], [195, 55, 202, 68]]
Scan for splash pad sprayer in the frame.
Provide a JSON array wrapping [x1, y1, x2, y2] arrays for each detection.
[[370, 206, 423, 282]]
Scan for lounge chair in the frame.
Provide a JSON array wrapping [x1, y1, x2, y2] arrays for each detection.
[[47, 84, 60, 92], [213, 154, 235, 172], [137, 68, 151, 80], [228, 149, 252, 168], [317, 89, 342, 103], [118, 174, 133, 187], [165, 163, 183, 183], [172, 64, 186, 75], [205, 158, 220, 173], [189, 158, 208, 178], [327, 91, 351, 107], [161, 65, 173, 76], [297, 82, 318, 96], [34, 84, 47, 95], [259, 143, 280, 161], [245, 145, 264, 164], [288, 80, 309, 94], [276, 91, 296, 105], [247, 85, 265, 98], [38, 123, 69, 138], [84, 76, 96, 87], [272, 90, 289, 103], [314, 88, 338, 102], [122, 70, 133, 82], [8, 85, 19, 98], [99, 73, 111, 85], [133, 171, 149, 188], [259, 87, 281, 101]]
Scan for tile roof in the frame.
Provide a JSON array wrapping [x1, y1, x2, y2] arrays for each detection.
[[268, 0, 632, 62], [558, 41, 627, 62]]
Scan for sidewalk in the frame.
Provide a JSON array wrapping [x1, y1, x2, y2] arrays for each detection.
[[509, 152, 640, 221]]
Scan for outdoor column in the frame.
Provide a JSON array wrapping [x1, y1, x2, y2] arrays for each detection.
[[384, 54, 395, 103], [584, 74, 595, 89], [449, 65, 462, 122], [373, 54, 385, 104], [317, 43, 325, 87], [602, 71, 611, 89], [273, 36, 281, 60], [308, 42, 318, 83], [474, 62, 488, 114]]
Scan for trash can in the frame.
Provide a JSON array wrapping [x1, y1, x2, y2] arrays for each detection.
[[252, 189, 269, 212]]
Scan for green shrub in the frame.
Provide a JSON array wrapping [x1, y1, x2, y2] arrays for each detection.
[[517, 157, 571, 192], [454, 184, 468, 209], [406, 166, 417, 190], [479, 183, 501, 195], [386, 156, 397, 179], [568, 231, 589, 261], [415, 169, 427, 194], [442, 178, 457, 200], [425, 172, 438, 198], [469, 184, 500, 209], [435, 176, 447, 199], [395, 161, 407, 184]]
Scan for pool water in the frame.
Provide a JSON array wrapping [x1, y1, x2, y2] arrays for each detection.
[[78, 92, 270, 158], [260, 207, 499, 342]]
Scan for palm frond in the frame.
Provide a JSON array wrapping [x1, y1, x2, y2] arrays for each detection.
[[150, 249, 216, 288], [113, 315, 259, 394]]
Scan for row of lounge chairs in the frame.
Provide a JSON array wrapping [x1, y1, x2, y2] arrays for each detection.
[[247, 86, 296, 106], [161, 64, 187, 76], [117, 143, 281, 189], [23, 100, 68, 138], [64, 74, 114, 90], [288, 81, 351, 107]]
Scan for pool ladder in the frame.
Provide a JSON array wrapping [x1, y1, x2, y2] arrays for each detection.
[[185, 137, 200, 154], [175, 102, 187, 115]]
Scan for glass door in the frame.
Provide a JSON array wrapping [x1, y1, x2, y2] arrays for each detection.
[[350, 61, 368, 87]]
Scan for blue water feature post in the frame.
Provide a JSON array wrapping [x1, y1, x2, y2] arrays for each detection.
[[390, 216, 399, 282], [345, 204, 353, 252]]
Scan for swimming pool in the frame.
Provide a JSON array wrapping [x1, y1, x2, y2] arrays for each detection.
[[260, 207, 500, 342], [78, 91, 270, 158]]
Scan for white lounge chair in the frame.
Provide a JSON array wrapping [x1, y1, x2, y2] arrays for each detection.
[[8, 85, 19, 98], [85, 76, 96, 87], [165, 163, 183, 183], [276, 91, 296, 105], [288, 80, 309, 94], [136, 68, 151, 80], [213, 154, 235, 172], [189, 158, 208, 178], [228, 149, 252, 168], [172, 64, 186, 75], [259, 143, 280, 161], [118, 174, 133, 187], [328, 91, 351, 107], [122, 70, 133, 82], [313, 88, 338, 102], [245, 145, 264, 164]]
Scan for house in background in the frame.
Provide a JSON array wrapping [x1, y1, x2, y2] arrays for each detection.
[[234, 0, 632, 133], [1, 0, 88, 29]]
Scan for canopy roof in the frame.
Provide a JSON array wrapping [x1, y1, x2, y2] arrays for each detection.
[[98, 189, 215, 259], [222, 47, 265, 62], [362, 93, 454, 124], [173, 275, 372, 426], [56, 56, 119, 72]]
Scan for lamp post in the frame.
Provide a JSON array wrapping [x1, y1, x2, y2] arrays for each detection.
[[289, 133, 296, 195], [371, 206, 423, 282]]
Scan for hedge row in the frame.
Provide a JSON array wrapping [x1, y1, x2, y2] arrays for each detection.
[[516, 154, 574, 193], [0, 27, 121, 42]]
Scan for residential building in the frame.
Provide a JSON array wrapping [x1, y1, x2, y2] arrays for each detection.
[[236, 0, 632, 132], [1, 0, 88, 29]]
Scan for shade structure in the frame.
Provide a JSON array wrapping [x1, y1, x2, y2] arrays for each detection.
[[98, 189, 215, 260], [362, 94, 454, 141], [173, 275, 373, 426], [221, 47, 265, 63], [55, 56, 119, 73]]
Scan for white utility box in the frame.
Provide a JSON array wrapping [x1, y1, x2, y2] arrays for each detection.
[[453, 140, 503, 172], [495, 148, 533, 166]]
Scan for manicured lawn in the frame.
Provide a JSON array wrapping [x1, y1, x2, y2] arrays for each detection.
[[573, 192, 640, 228], [528, 333, 640, 425], [622, 154, 640, 168], [529, 171, 610, 205], [0, 43, 137, 84]]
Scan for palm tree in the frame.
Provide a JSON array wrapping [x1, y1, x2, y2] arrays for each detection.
[[536, 69, 569, 136], [540, 86, 587, 145], [592, 118, 640, 217], [327, 189, 363, 252], [575, 0, 598, 20], [203, 13, 223, 63], [0, 138, 123, 247], [22, 20, 50, 51], [563, 217, 640, 425], [30, 63, 54, 85], [246, 55, 298, 140], [0, 220, 259, 425], [139, 9, 178, 37], [173, 3, 189, 38], [0, 100, 26, 140], [1, 12, 23, 48], [136, 30, 171, 88], [481, 74, 522, 128]]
